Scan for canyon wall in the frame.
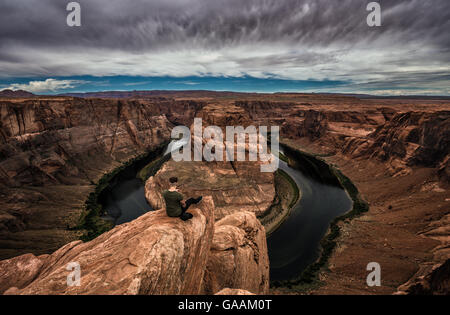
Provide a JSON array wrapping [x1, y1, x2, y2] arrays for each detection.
[[0, 97, 176, 259], [0, 198, 269, 295], [0, 97, 270, 295], [235, 99, 449, 295], [342, 111, 450, 178], [0, 98, 172, 187], [1, 93, 448, 295], [145, 104, 275, 221], [1, 198, 215, 294], [235, 100, 449, 183], [203, 211, 269, 295]]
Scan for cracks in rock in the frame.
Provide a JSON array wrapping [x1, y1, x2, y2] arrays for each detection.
[[109, 101, 123, 156], [56, 144, 93, 184]]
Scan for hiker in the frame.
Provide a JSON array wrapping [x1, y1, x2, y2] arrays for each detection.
[[162, 177, 203, 221]]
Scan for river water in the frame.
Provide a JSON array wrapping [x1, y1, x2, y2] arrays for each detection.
[[100, 143, 352, 282], [267, 155, 352, 281], [100, 141, 185, 225]]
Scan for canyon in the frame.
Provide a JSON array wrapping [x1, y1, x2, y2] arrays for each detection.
[[0, 91, 448, 295], [145, 103, 276, 221]]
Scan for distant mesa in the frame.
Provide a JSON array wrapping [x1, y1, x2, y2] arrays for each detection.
[[0, 89, 35, 98]]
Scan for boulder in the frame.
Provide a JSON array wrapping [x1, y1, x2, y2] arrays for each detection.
[[1, 197, 215, 295], [203, 212, 269, 295], [215, 288, 255, 295], [0, 253, 46, 294]]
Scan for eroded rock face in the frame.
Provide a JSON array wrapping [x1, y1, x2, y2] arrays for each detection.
[[396, 213, 450, 295], [0, 253, 46, 294], [396, 259, 450, 295], [1, 197, 215, 295], [0, 198, 271, 295], [0, 98, 172, 187], [236, 100, 449, 183], [215, 288, 255, 295], [203, 212, 269, 295], [0, 97, 172, 259], [297, 110, 329, 140], [438, 156, 450, 185], [343, 111, 450, 179], [145, 104, 275, 221]]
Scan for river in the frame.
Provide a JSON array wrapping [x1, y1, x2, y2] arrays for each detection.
[[100, 143, 352, 282], [267, 150, 352, 281]]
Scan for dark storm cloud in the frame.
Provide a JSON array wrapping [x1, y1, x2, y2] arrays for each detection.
[[0, 0, 449, 94], [1, 0, 449, 51]]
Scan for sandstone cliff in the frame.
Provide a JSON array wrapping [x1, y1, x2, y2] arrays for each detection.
[[342, 111, 450, 179], [0, 97, 172, 259], [1, 197, 215, 295], [396, 259, 450, 295], [0, 98, 172, 186], [145, 104, 275, 221], [235, 99, 449, 295], [215, 288, 255, 295], [235, 100, 449, 183], [0, 197, 269, 295], [203, 211, 269, 295]]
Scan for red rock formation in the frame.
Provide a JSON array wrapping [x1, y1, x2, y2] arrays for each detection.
[[0, 98, 172, 186], [203, 212, 269, 295], [0, 253, 45, 294], [396, 259, 450, 295], [1, 197, 215, 295], [438, 156, 449, 185], [396, 212, 450, 295], [299, 110, 329, 140], [0, 97, 172, 259], [145, 104, 275, 221], [215, 288, 255, 295], [0, 197, 271, 295], [343, 111, 450, 179], [235, 98, 449, 294]]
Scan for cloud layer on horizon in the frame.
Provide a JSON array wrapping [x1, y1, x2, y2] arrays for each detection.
[[5, 78, 87, 93], [0, 0, 449, 95]]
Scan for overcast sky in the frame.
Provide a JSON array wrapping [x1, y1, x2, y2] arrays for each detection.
[[0, 0, 449, 95]]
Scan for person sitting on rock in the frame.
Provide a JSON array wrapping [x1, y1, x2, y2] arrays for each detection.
[[162, 177, 202, 221]]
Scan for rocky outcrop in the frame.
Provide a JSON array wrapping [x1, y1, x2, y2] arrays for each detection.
[[298, 110, 329, 140], [0, 197, 271, 295], [396, 213, 450, 295], [145, 159, 275, 221], [145, 104, 275, 221], [203, 212, 269, 295], [396, 259, 450, 295], [438, 156, 450, 185], [342, 111, 450, 179], [215, 288, 255, 295], [0, 97, 172, 260], [1, 197, 215, 295], [0, 253, 45, 294], [0, 98, 172, 187]]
